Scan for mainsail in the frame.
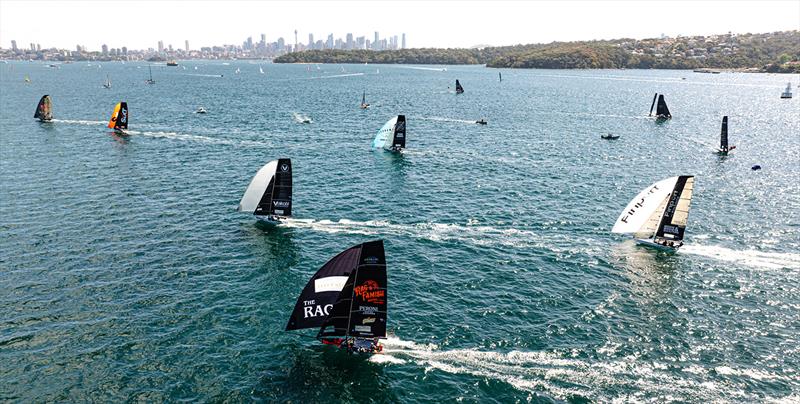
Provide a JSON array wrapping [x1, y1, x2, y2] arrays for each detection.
[[317, 240, 387, 341], [719, 116, 729, 150], [362, 91, 366, 105], [34, 95, 52, 121], [455, 79, 464, 94], [238, 158, 292, 218], [372, 115, 406, 151], [648, 93, 658, 116], [655, 94, 671, 118], [612, 176, 694, 242], [107, 102, 128, 130]]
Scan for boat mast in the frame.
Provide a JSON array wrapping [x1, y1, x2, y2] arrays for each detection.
[[342, 248, 363, 343]]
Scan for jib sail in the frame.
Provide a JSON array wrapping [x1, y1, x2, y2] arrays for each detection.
[[107, 102, 128, 129], [720, 116, 729, 150], [317, 240, 387, 340], [238, 158, 292, 217], [34, 95, 52, 121], [285, 241, 373, 331], [455, 79, 464, 94], [612, 176, 694, 241]]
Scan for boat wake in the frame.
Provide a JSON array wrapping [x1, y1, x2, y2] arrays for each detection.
[[279, 218, 548, 249], [309, 73, 364, 79], [51, 119, 105, 126], [291, 112, 312, 124], [124, 130, 272, 148], [396, 66, 447, 72], [419, 116, 478, 124], [375, 337, 789, 402], [682, 244, 800, 270], [182, 73, 224, 78]]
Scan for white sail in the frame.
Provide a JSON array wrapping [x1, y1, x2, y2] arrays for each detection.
[[373, 116, 399, 149], [612, 176, 679, 235], [238, 160, 278, 213]]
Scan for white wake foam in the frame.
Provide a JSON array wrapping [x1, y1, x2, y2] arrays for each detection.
[[419, 116, 479, 124], [52, 119, 105, 126], [682, 244, 800, 270], [125, 130, 272, 148], [309, 72, 364, 79], [375, 337, 789, 401], [279, 218, 544, 248], [291, 112, 312, 124]]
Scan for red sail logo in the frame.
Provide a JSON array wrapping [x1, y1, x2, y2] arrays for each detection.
[[354, 280, 385, 304]]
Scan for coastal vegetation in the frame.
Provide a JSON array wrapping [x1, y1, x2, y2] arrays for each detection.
[[275, 30, 800, 72]]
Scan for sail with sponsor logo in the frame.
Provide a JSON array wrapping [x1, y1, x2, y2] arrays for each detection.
[[612, 176, 695, 250], [321, 240, 387, 353], [372, 115, 406, 152], [455, 79, 464, 94], [237, 158, 292, 224], [107, 102, 128, 131], [34, 95, 53, 122], [717, 116, 736, 154]]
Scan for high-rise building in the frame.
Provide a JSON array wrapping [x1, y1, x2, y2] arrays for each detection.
[[122, 46, 127, 55], [36, 43, 41, 51], [185, 40, 190, 51], [326, 33, 334, 49], [294, 29, 298, 50], [346, 33, 354, 49], [402, 33, 406, 49], [374, 32, 380, 49], [102, 44, 108, 55], [158, 40, 164, 53], [308, 33, 314, 47], [277, 37, 285, 51], [246, 36, 253, 50], [11, 40, 17, 52]]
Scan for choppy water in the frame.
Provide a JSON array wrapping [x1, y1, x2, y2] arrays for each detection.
[[1, 61, 799, 403]]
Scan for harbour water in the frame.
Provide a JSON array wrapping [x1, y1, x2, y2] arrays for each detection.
[[1, 61, 799, 402]]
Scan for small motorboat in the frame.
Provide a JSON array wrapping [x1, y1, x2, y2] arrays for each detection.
[[601, 134, 620, 140], [475, 119, 488, 125], [195, 107, 207, 114]]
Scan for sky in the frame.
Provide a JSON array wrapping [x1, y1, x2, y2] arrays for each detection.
[[1, 0, 798, 51]]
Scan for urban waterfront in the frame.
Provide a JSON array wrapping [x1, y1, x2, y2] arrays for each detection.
[[1, 61, 799, 402]]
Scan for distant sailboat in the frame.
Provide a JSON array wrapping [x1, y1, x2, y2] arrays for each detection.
[[238, 158, 292, 225], [373, 115, 406, 152], [259, 66, 265, 74], [103, 74, 112, 89], [612, 176, 695, 250], [360, 91, 370, 109], [235, 67, 241, 74], [286, 239, 388, 355], [107, 102, 129, 133], [499, 72, 502, 82], [717, 116, 736, 154], [34, 95, 53, 122], [648, 93, 671, 119], [781, 82, 793, 99], [24, 74, 31, 83], [455, 79, 464, 94], [145, 66, 155, 85]]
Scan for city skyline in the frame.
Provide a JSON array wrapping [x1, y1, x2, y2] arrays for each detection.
[[1, 0, 798, 51]]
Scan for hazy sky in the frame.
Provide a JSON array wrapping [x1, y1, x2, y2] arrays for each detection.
[[1, 0, 798, 50]]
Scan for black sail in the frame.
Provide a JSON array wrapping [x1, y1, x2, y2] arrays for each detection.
[[654, 175, 694, 241], [648, 93, 658, 116], [34, 95, 52, 121], [392, 115, 406, 149], [455, 79, 464, 94], [116, 102, 129, 129], [285, 243, 363, 331], [720, 116, 729, 150], [317, 240, 387, 340], [255, 158, 292, 216], [656, 95, 671, 118]]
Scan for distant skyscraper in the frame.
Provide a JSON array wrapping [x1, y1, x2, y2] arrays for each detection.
[[102, 44, 108, 55], [402, 33, 406, 49], [294, 29, 298, 50], [346, 33, 354, 49], [326, 33, 334, 49], [11, 40, 17, 52], [308, 33, 314, 48], [122, 46, 127, 55], [277, 37, 285, 51], [246, 36, 253, 50], [158, 40, 164, 53], [374, 32, 379, 49], [185, 40, 190, 51]]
